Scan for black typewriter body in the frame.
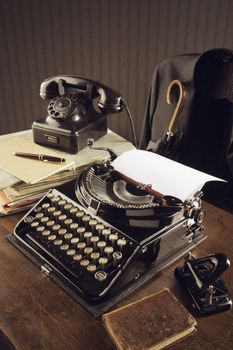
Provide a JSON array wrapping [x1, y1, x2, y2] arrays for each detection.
[[12, 162, 207, 316]]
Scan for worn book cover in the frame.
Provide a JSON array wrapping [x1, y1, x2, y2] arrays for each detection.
[[102, 288, 196, 350]]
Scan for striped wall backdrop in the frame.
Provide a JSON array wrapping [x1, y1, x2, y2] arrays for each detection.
[[0, 0, 233, 143]]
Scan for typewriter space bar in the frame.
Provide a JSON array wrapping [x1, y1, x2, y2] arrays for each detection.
[[25, 233, 82, 280]]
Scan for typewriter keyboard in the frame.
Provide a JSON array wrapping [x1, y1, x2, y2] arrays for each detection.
[[14, 189, 139, 302]]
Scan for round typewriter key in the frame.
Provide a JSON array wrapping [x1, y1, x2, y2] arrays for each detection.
[[35, 212, 44, 219], [47, 206, 56, 214], [52, 224, 61, 233], [42, 202, 50, 210], [47, 220, 55, 228], [51, 196, 60, 205], [95, 223, 105, 235], [84, 246, 93, 256], [58, 214, 67, 222], [76, 210, 85, 222], [77, 241, 86, 252], [90, 235, 99, 250], [70, 222, 79, 232], [77, 227, 85, 238], [58, 199, 67, 208], [87, 264, 97, 272], [47, 192, 54, 199], [102, 228, 111, 240], [104, 246, 114, 258], [36, 225, 45, 233], [64, 233, 73, 241], [109, 233, 118, 246], [117, 238, 127, 250], [97, 241, 107, 254], [66, 249, 76, 257], [31, 221, 39, 228], [34, 206, 42, 213], [64, 218, 73, 227], [60, 243, 69, 251], [95, 270, 107, 282], [47, 234, 57, 242], [40, 216, 49, 223], [80, 259, 89, 267], [84, 231, 92, 244], [91, 251, 100, 262], [54, 239, 63, 246], [89, 218, 98, 230], [113, 251, 123, 266], [58, 228, 67, 236], [73, 253, 82, 262], [98, 256, 108, 268], [69, 206, 78, 217], [42, 229, 51, 237], [64, 203, 73, 212], [70, 237, 80, 245], [53, 210, 62, 219], [82, 214, 91, 226]]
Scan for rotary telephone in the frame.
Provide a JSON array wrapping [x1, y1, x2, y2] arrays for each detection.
[[32, 76, 124, 153]]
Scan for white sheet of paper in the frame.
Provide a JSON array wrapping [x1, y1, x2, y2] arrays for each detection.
[[112, 150, 224, 201]]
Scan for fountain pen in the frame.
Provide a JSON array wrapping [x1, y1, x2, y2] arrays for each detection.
[[13, 152, 66, 163]]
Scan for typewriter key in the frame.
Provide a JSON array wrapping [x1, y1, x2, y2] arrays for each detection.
[[77, 227, 85, 238], [70, 237, 80, 245], [40, 216, 49, 223], [73, 253, 82, 262], [87, 264, 97, 272], [36, 225, 45, 233], [60, 243, 69, 251], [64, 203, 73, 212], [47, 206, 56, 214], [95, 270, 107, 282], [69, 206, 78, 217], [84, 231, 92, 244], [47, 234, 57, 242], [64, 233, 73, 241], [90, 251, 100, 262], [46, 220, 55, 228], [109, 233, 118, 246], [42, 202, 50, 210], [97, 241, 107, 254], [104, 246, 114, 258], [52, 224, 61, 233], [77, 241, 86, 252], [102, 228, 111, 240], [117, 238, 127, 250], [34, 206, 42, 213], [42, 229, 51, 237], [54, 239, 63, 246], [84, 246, 93, 256], [64, 219, 73, 228], [58, 214, 67, 222], [66, 249, 76, 257], [47, 192, 54, 199], [53, 210, 62, 219], [95, 223, 105, 235], [31, 221, 39, 228], [58, 228, 67, 236], [80, 259, 90, 267], [58, 199, 67, 208], [70, 222, 79, 232], [90, 236, 99, 250], [51, 196, 61, 206], [76, 210, 85, 223], [98, 256, 108, 267], [113, 251, 123, 266], [89, 219, 98, 231], [35, 212, 44, 219], [82, 214, 91, 228]]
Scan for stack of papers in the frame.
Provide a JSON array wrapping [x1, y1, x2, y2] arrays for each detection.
[[0, 130, 135, 215]]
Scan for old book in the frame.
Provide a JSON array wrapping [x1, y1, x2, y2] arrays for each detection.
[[102, 288, 196, 350]]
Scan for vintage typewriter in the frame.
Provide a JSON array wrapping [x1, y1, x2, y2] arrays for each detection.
[[12, 148, 207, 316]]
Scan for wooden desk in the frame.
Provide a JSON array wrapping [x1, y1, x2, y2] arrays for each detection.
[[0, 202, 232, 350]]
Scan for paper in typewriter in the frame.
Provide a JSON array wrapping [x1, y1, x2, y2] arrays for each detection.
[[112, 150, 224, 201]]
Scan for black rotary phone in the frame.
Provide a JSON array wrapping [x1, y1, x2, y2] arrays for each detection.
[[32, 76, 124, 153]]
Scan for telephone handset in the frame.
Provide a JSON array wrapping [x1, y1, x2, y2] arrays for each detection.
[[32, 76, 125, 153]]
